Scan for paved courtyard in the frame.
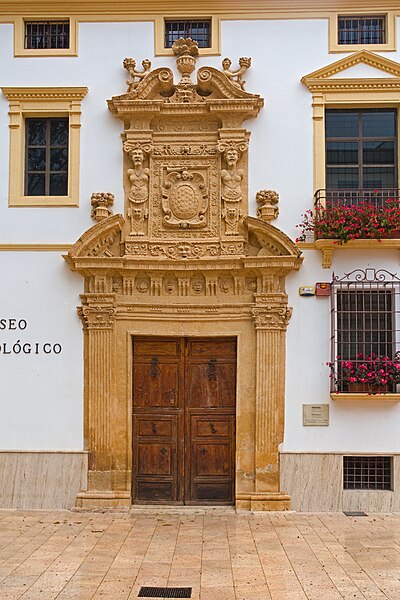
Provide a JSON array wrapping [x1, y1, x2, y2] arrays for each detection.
[[0, 508, 400, 600]]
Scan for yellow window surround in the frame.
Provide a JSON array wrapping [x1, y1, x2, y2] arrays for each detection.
[[1, 87, 88, 207], [154, 15, 220, 56], [328, 11, 396, 53], [301, 50, 400, 197], [14, 16, 78, 57]]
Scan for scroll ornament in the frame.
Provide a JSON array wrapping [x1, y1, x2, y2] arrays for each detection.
[[252, 306, 293, 330]]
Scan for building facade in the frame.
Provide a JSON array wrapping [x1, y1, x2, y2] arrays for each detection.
[[1, 0, 400, 512]]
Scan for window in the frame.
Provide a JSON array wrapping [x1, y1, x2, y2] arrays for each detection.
[[25, 118, 69, 196], [25, 20, 70, 49], [338, 15, 386, 46], [1, 87, 88, 207], [164, 19, 211, 48], [154, 16, 220, 56], [344, 456, 392, 490], [14, 17, 78, 56], [324, 109, 397, 204], [330, 269, 400, 393], [328, 12, 396, 52]]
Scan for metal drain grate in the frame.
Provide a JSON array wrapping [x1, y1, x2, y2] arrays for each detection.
[[343, 511, 368, 517], [138, 587, 192, 598]]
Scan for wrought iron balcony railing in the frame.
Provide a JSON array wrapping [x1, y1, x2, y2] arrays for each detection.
[[315, 188, 400, 209]]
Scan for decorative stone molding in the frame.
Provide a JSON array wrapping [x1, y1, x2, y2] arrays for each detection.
[[256, 190, 279, 223], [91, 193, 114, 221], [65, 44, 304, 511], [77, 305, 116, 330], [252, 306, 293, 330]]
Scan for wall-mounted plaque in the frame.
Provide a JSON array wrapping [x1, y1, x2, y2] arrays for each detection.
[[303, 404, 329, 426]]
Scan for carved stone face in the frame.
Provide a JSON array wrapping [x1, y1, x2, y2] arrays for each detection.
[[227, 207, 237, 219], [222, 58, 231, 70], [132, 207, 142, 219], [193, 280, 203, 293], [178, 245, 191, 258], [226, 148, 239, 166], [142, 59, 151, 70], [131, 148, 144, 166]]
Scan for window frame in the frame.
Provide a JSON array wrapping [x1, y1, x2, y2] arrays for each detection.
[[154, 15, 220, 56], [1, 87, 88, 207], [325, 108, 398, 192], [14, 16, 78, 57], [301, 51, 400, 200], [328, 11, 396, 53]]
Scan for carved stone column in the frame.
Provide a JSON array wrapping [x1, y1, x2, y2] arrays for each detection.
[[250, 297, 292, 511], [76, 297, 130, 509]]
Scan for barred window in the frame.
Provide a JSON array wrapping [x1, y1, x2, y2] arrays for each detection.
[[344, 456, 392, 490], [25, 20, 70, 49], [338, 15, 386, 45], [25, 118, 69, 196], [164, 19, 211, 48], [330, 269, 400, 393]]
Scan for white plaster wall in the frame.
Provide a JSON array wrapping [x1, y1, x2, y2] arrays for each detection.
[[0, 253, 83, 449], [0, 17, 400, 452]]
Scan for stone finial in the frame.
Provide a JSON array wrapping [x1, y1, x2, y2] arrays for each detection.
[[172, 37, 199, 57], [91, 193, 115, 221], [221, 57, 251, 90], [123, 57, 151, 92], [256, 190, 279, 222]]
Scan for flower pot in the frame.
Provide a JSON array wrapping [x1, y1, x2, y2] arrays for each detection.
[[348, 382, 389, 394]]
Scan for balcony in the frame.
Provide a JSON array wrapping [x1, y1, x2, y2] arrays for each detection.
[[297, 189, 400, 268]]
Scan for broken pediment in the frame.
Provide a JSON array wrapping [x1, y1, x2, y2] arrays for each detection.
[[301, 50, 400, 92]]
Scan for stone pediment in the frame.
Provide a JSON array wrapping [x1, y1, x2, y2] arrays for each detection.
[[302, 50, 400, 92]]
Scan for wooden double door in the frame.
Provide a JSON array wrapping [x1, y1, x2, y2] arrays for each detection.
[[132, 337, 236, 504]]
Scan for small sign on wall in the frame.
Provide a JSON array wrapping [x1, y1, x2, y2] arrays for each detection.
[[303, 404, 329, 426]]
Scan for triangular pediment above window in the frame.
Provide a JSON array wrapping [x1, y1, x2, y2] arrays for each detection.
[[301, 50, 400, 91]]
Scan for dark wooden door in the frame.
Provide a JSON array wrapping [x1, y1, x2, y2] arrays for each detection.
[[132, 337, 236, 504]]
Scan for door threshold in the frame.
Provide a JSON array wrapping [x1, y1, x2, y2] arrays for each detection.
[[130, 505, 236, 515]]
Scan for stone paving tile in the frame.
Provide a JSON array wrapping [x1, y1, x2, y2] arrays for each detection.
[[0, 510, 400, 599]]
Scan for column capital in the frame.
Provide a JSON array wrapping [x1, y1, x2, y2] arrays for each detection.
[[77, 305, 116, 330], [252, 305, 292, 330]]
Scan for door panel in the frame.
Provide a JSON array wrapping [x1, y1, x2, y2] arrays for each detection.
[[132, 337, 236, 505]]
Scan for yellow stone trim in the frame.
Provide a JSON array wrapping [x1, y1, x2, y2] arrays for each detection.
[[0, 244, 73, 251], [1, 86, 88, 207], [331, 393, 400, 402], [154, 15, 220, 56], [313, 239, 400, 269], [301, 51, 400, 196], [0, 1, 399, 16], [14, 15, 78, 57], [328, 11, 397, 53]]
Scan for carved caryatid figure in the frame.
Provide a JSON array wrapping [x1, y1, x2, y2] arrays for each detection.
[[218, 141, 248, 235], [123, 57, 151, 93], [125, 144, 150, 236], [221, 57, 251, 90]]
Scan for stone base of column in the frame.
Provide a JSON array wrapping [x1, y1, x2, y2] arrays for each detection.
[[237, 492, 290, 511], [75, 490, 131, 510]]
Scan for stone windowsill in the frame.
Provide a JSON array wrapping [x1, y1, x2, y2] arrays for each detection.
[[330, 393, 400, 402], [296, 239, 400, 268]]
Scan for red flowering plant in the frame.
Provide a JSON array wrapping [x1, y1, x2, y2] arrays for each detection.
[[327, 352, 400, 394], [296, 199, 400, 244]]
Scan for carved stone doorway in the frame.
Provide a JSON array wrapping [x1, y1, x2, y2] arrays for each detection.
[[65, 39, 303, 510], [132, 336, 236, 505]]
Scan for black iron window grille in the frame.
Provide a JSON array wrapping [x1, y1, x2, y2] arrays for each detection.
[[344, 456, 392, 490], [325, 108, 397, 197], [25, 20, 70, 49], [338, 15, 386, 45], [164, 19, 211, 48], [330, 269, 400, 393], [25, 118, 69, 196]]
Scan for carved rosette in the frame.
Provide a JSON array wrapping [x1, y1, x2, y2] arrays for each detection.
[[252, 306, 293, 330], [77, 306, 116, 330]]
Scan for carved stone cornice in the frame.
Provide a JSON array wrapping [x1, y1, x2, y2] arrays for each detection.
[[77, 305, 116, 330], [252, 306, 293, 330]]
